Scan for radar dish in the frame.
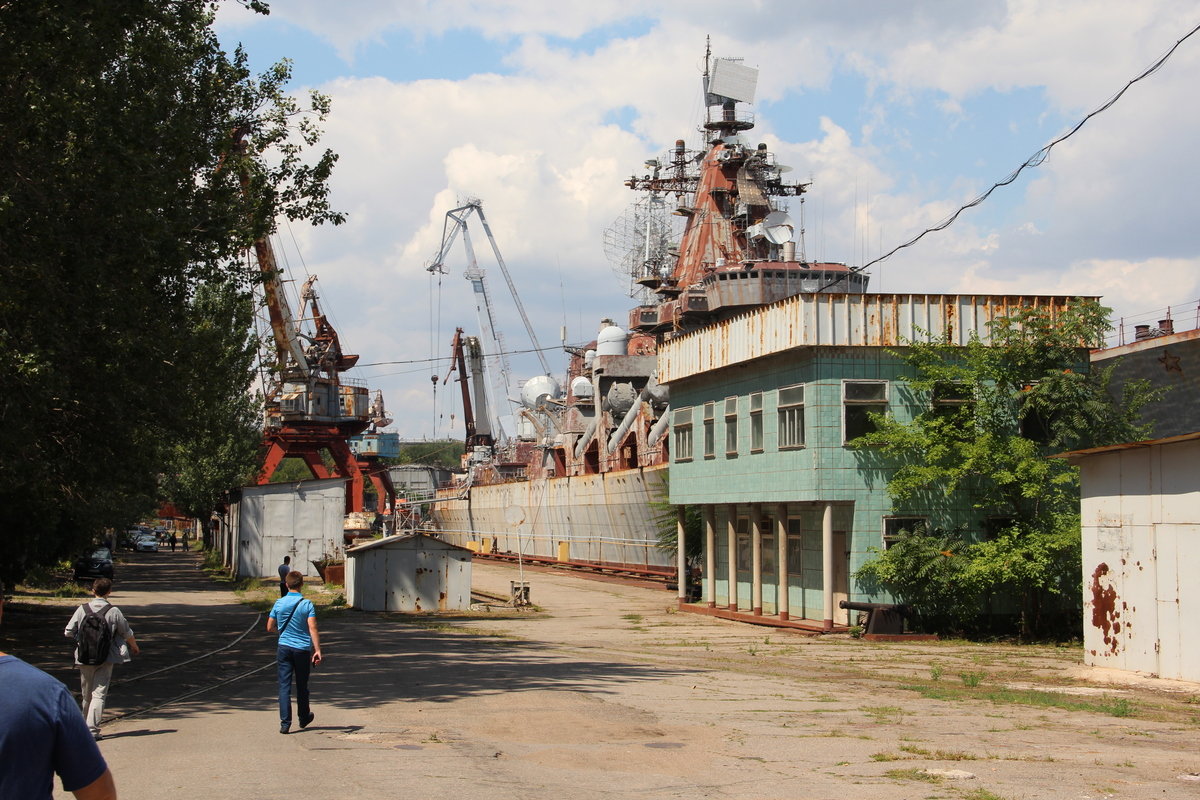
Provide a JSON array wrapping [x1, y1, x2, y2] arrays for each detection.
[[763, 210, 794, 245], [775, 164, 793, 174], [602, 194, 684, 298], [708, 58, 758, 105]]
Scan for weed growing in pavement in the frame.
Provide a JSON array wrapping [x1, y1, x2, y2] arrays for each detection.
[[960, 670, 984, 687], [962, 790, 1009, 800], [929, 664, 944, 681], [622, 613, 644, 624], [861, 705, 904, 724], [1099, 698, 1134, 718], [883, 768, 941, 783], [870, 752, 902, 761]]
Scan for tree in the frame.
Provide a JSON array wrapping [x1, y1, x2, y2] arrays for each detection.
[[852, 300, 1159, 638], [0, 2, 342, 585], [158, 281, 263, 519]]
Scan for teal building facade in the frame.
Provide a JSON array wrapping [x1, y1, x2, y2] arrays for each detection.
[[657, 292, 1081, 629]]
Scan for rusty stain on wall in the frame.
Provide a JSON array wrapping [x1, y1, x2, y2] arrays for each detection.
[[1090, 562, 1122, 655]]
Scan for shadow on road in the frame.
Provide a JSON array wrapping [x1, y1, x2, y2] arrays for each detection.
[[4, 550, 700, 728]]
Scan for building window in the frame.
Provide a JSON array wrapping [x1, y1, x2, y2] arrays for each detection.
[[749, 392, 763, 452], [703, 402, 715, 459], [777, 384, 805, 449], [724, 397, 738, 457], [672, 407, 693, 462], [735, 517, 751, 571], [786, 517, 804, 575], [844, 381, 888, 442], [761, 523, 776, 574], [983, 516, 1015, 540], [931, 382, 972, 419], [882, 516, 928, 549]]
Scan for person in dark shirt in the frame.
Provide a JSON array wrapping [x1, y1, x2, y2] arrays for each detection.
[[0, 578, 118, 799], [277, 556, 292, 598]]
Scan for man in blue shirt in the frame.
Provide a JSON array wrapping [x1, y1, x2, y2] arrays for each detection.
[[0, 579, 117, 799], [277, 555, 291, 597], [267, 570, 323, 734]]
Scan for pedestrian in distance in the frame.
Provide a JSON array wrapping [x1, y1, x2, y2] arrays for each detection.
[[1, 578, 118, 799], [181, 531, 189, 552], [277, 555, 291, 598], [168, 532, 177, 552], [266, 571, 322, 735], [63, 578, 140, 741]]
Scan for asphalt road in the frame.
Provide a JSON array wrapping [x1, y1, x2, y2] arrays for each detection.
[[5, 550, 1198, 799]]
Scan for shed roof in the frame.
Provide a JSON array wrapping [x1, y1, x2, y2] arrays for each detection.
[[1054, 430, 1200, 461], [345, 532, 473, 555]]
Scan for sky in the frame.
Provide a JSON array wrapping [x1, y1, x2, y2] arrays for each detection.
[[214, 0, 1200, 440]]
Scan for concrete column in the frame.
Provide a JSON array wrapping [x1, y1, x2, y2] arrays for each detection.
[[751, 504, 763, 615], [676, 507, 687, 604], [822, 502, 834, 631], [704, 505, 717, 607], [726, 505, 738, 611], [775, 503, 789, 621]]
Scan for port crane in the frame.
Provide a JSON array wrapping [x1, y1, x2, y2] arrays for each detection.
[[426, 199, 549, 442], [231, 129, 387, 514]]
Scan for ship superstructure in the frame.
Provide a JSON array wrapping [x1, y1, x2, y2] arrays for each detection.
[[431, 51, 866, 573]]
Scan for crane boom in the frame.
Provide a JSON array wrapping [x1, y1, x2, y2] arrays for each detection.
[[425, 199, 549, 443]]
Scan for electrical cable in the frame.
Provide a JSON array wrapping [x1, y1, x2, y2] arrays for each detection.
[[815, 20, 1200, 293]]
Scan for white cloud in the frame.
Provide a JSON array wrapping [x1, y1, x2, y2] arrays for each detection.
[[225, 1, 1200, 436]]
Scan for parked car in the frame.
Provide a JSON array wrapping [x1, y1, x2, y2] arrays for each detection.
[[73, 547, 114, 581], [134, 534, 159, 553]]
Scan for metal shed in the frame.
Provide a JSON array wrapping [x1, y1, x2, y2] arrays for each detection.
[[224, 478, 345, 579], [1066, 432, 1200, 681], [345, 533, 472, 612]]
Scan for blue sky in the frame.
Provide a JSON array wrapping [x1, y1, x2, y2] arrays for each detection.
[[215, 1, 1200, 438]]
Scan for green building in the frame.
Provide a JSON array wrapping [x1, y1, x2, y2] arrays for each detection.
[[658, 291, 1081, 631]]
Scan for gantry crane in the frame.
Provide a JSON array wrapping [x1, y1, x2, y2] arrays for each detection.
[[426, 199, 549, 442], [231, 129, 377, 514]]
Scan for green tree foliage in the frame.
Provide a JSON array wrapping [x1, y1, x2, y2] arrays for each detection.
[[394, 441, 466, 470], [0, 2, 342, 584], [652, 472, 703, 565], [159, 281, 263, 518], [852, 300, 1159, 638]]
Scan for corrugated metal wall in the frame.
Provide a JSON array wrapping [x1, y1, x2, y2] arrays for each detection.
[[659, 293, 1086, 382]]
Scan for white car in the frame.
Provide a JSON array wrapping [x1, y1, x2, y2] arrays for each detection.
[[134, 534, 159, 552]]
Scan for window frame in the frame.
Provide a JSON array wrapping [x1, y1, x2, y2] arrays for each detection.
[[843, 380, 889, 444], [777, 383, 805, 450], [882, 516, 928, 549], [702, 401, 715, 459], [749, 392, 764, 453], [724, 396, 739, 457], [672, 407, 694, 462]]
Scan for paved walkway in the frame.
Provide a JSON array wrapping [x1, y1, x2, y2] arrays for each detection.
[[7, 551, 1196, 799]]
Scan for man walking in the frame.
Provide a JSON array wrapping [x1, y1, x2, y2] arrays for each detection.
[[277, 555, 291, 597], [63, 578, 140, 741], [266, 571, 322, 734], [2, 579, 118, 799]]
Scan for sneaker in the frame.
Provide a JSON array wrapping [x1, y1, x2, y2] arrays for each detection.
[[299, 712, 315, 730], [279, 722, 290, 735], [93, 732, 103, 742]]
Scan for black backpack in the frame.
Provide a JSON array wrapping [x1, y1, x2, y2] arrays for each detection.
[[77, 602, 114, 666]]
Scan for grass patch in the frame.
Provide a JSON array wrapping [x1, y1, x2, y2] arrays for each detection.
[[870, 752, 902, 761], [962, 790, 1009, 800], [883, 768, 941, 783], [861, 705, 904, 724], [897, 681, 1138, 718]]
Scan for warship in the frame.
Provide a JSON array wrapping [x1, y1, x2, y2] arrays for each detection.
[[430, 49, 867, 573]]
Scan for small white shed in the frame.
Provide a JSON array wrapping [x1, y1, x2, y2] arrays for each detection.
[[1067, 432, 1200, 681], [345, 533, 473, 612], [225, 478, 345, 579]]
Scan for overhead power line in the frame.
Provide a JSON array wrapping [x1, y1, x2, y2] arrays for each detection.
[[819, 19, 1200, 290]]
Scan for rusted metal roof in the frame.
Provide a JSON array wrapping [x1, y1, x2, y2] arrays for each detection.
[[1055, 430, 1200, 461], [658, 293, 1090, 382]]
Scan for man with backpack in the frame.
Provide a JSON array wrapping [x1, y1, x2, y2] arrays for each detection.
[[63, 578, 140, 741]]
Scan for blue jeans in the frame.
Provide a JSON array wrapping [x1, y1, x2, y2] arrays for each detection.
[[276, 645, 312, 725]]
